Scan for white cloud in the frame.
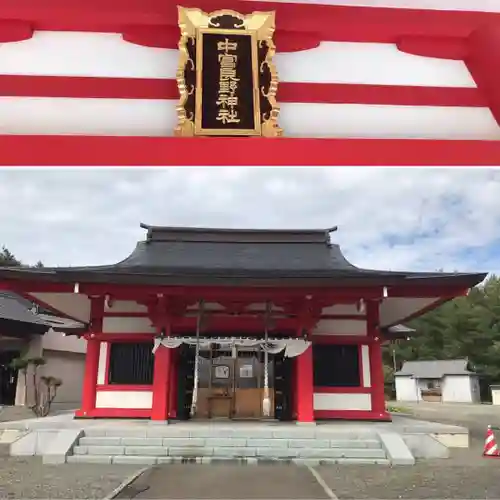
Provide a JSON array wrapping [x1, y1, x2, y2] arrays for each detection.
[[0, 166, 498, 275]]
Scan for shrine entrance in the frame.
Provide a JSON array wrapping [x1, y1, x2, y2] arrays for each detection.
[[173, 337, 299, 422], [195, 346, 274, 420]]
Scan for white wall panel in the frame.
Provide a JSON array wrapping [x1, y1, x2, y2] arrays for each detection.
[[0, 32, 174, 78], [105, 300, 147, 313], [0, 32, 477, 88], [30, 293, 91, 323], [95, 390, 153, 409], [102, 317, 155, 333], [442, 375, 475, 403], [313, 393, 372, 411], [313, 319, 367, 335], [281, 104, 500, 140], [361, 345, 371, 387], [97, 342, 108, 385], [42, 329, 87, 353], [395, 376, 419, 401], [3, 98, 497, 140], [0, 97, 173, 136], [276, 42, 476, 87]]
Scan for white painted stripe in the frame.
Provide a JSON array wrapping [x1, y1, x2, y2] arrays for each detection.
[[1, 98, 498, 140], [362, 345, 371, 388], [103, 467, 151, 500], [242, 0, 500, 13], [485, 444, 498, 455], [306, 465, 338, 500], [0, 33, 476, 88]]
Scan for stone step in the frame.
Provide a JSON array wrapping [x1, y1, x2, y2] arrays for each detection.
[[78, 436, 382, 449], [83, 427, 377, 440], [67, 454, 390, 466], [72, 444, 387, 460]]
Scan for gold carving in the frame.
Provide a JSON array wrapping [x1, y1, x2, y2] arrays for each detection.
[[175, 6, 281, 138], [216, 38, 241, 125]]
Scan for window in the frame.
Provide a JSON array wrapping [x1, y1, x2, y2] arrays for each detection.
[[313, 344, 360, 387], [108, 342, 154, 385]]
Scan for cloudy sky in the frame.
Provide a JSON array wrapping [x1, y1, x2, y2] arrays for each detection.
[[0, 167, 498, 275]]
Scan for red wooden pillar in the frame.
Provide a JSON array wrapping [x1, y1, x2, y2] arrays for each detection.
[[76, 296, 104, 418], [76, 336, 100, 417], [367, 300, 390, 420], [151, 345, 171, 421], [168, 348, 178, 419], [295, 345, 314, 423]]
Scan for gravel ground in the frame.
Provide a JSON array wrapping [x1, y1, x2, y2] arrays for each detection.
[[318, 447, 500, 499], [0, 457, 139, 499]]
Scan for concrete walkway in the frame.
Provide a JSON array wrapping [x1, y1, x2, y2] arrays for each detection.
[[114, 454, 500, 500]]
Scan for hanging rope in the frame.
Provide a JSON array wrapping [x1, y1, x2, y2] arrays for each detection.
[[190, 299, 204, 417], [262, 300, 272, 418]]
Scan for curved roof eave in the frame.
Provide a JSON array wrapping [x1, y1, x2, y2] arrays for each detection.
[[0, 265, 487, 290]]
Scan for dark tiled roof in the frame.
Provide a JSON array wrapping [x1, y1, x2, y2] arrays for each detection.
[[0, 225, 488, 288], [395, 359, 477, 378], [0, 292, 48, 326]]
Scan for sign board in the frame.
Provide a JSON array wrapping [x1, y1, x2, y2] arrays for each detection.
[[175, 7, 282, 138], [239, 364, 253, 378]]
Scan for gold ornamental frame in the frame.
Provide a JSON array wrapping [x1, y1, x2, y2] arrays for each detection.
[[175, 6, 282, 138]]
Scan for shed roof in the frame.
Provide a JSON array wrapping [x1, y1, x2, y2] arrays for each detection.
[[0, 291, 49, 326], [395, 359, 476, 378], [0, 291, 84, 334]]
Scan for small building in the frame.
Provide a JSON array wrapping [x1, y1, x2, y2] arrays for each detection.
[[0, 291, 85, 408], [0, 225, 486, 422], [395, 359, 481, 403]]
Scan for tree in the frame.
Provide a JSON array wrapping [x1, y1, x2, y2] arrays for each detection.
[[0, 246, 21, 266], [8, 356, 63, 417], [384, 274, 500, 396], [0, 246, 43, 268]]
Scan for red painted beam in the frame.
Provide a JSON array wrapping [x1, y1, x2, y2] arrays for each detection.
[[0, 280, 477, 301], [314, 386, 371, 394], [0, 0, 499, 45], [0, 135, 499, 166], [76, 408, 151, 418], [466, 22, 500, 128], [0, 75, 486, 107], [314, 409, 391, 421]]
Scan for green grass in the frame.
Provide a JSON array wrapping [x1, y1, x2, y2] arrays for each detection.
[[386, 403, 412, 414]]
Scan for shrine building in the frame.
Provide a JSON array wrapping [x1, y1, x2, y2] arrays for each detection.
[[0, 225, 486, 422]]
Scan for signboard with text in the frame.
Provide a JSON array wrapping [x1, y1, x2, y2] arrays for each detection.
[[195, 29, 261, 136], [175, 7, 282, 138]]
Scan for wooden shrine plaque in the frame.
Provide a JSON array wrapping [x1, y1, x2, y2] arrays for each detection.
[[196, 29, 260, 135], [175, 7, 282, 138]]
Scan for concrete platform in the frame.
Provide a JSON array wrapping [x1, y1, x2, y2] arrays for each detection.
[[0, 413, 468, 466]]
